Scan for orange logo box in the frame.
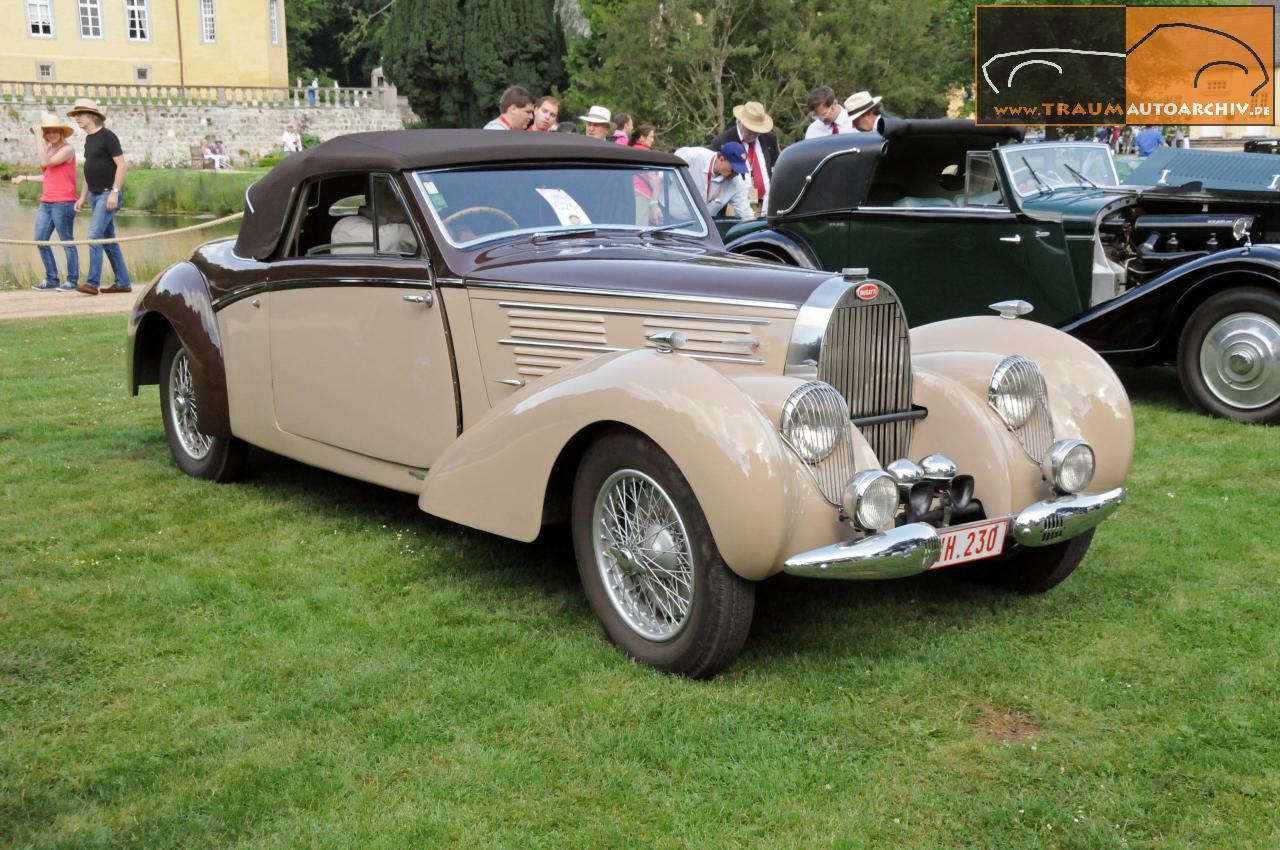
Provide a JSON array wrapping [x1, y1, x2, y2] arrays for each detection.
[[1127, 6, 1274, 126]]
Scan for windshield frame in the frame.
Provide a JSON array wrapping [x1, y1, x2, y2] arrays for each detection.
[[996, 141, 1120, 198], [413, 163, 710, 250]]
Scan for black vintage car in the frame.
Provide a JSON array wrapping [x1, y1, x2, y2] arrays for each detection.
[[726, 119, 1280, 424]]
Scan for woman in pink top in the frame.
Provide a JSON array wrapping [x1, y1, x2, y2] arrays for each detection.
[[10, 113, 79, 291], [630, 123, 661, 225]]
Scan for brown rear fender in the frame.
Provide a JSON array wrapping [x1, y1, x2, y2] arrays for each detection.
[[419, 349, 824, 580], [127, 261, 231, 437]]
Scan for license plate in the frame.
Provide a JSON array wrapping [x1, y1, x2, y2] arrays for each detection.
[[930, 518, 1009, 569]]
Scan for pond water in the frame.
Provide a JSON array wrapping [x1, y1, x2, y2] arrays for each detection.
[[0, 186, 241, 290]]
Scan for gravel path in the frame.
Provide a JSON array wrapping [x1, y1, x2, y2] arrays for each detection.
[[0, 289, 137, 321]]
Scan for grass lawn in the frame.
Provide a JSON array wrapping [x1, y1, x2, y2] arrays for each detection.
[[2, 315, 1278, 849], [17, 169, 268, 216]]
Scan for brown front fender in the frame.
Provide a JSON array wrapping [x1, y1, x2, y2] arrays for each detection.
[[127, 261, 231, 437]]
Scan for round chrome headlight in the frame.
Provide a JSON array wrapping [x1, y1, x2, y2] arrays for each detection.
[[988, 355, 1045, 429], [842, 470, 900, 531], [780, 381, 850, 464], [1043, 439, 1095, 493]]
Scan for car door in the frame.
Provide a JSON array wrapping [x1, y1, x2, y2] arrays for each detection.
[[844, 153, 1039, 326], [266, 173, 458, 470]]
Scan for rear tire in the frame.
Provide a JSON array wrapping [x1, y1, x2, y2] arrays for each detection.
[[159, 332, 249, 482], [958, 529, 1095, 594], [571, 430, 754, 678], [1176, 286, 1280, 424]]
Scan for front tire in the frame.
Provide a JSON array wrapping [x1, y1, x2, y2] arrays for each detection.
[[1177, 286, 1280, 424], [159, 332, 249, 481], [958, 529, 1095, 594], [571, 431, 754, 678]]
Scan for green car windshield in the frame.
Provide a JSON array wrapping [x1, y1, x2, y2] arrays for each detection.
[[416, 165, 707, 248], [998, 143, 1120, 198]]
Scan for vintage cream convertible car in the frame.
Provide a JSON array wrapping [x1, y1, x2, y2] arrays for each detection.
[[127, 131, 1132, 678]]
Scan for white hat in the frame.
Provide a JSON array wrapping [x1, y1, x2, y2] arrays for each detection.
[[843, 91, 883, 120], [578, 105, 612, 125]]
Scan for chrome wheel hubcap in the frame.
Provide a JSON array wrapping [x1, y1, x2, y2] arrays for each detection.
[[168, 348, 213, 459], [1199, 312, 1280, 410], [592, 469, 694, 642]]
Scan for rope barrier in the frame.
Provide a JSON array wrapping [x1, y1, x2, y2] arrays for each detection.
[[0, 211, 244, 247]]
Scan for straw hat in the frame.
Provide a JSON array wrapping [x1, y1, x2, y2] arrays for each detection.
[[732, 101, 774, 135], [66, 97, 106, 120], [578, 105, 612, 125], [37, 111, 75, 138], [843, 91, 883, 120]]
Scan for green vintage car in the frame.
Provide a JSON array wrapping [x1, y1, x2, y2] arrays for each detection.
[[726, 119, 1280, 424]]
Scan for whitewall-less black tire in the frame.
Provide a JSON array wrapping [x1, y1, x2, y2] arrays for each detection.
[[159, 332, 249, 482], [572, 430, 754, 678]]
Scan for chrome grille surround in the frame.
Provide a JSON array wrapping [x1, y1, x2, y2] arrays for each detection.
[[795, 280, 913, 463], [778, 381, 857, 507], [988, 355, 1054, 462]]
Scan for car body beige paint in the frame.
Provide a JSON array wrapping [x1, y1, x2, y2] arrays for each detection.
[[911, 316, 1135, 491], [419, 347, 847, 580]]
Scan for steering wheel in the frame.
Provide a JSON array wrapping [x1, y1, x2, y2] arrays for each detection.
[[442, 205, 519, 230]]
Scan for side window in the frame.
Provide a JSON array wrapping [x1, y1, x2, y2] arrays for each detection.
[[282, 173, 419, 257], [370, 174, 418, 256], [961, 151, 1008, 208]]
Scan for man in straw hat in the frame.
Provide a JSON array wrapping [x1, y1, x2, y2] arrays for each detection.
[[9, 113, 80, 291], [709, 101, 779, 209], [579, 105, 613, 140], [67, 97, 131, 295], [844, 90, 885, 134]]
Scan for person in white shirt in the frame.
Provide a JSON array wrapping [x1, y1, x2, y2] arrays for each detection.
[[281, 124, 302, 153], [674, 142, 754, 221], [483, 86, 534, 130], [804, 85, 853, 139], [331, 179, 418, 255]]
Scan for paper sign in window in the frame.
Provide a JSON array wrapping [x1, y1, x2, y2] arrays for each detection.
[[536, 188, 592, 226]]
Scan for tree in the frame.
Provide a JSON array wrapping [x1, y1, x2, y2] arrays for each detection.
[[382, 0, 568, 127]]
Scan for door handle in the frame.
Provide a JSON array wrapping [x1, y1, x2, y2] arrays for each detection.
[[403, 292, 434, 307], [999, 234, 1022, 244]]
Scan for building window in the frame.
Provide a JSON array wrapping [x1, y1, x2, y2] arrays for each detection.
[[268, 0, 279, 45], [37, 62, 56, 81], [126, 0, 149, 40], [134, 65, 151, 82], [78, 0, 102, 37], [199, 0, 216, 42], [27, 0, 54, 36]]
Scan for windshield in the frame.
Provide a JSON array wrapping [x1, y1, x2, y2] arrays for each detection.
[[415, 165, 707, 248], [998, 143, 1120, 197]]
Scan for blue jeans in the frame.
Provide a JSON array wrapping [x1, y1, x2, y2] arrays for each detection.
[[34, 200, 79, 286], [86, 191, 130, 288]]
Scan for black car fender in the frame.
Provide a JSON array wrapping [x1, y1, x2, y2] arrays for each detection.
[[724, 228, 821, 270], [127, 260, 232, 437], [1058, 246, 1280, 365]]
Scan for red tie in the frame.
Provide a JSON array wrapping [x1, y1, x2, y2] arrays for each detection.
[[746, 143, 765, 200], [832, 123, 839, 135]]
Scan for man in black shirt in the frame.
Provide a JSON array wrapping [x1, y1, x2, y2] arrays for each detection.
[[67, 98, 131, 295]]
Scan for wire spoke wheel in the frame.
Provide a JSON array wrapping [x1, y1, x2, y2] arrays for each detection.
[[167, 348, 213, 460], [592, 469, 695, 641]]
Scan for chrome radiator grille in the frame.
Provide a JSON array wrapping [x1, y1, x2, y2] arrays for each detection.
[[816, 286, 914, 463]]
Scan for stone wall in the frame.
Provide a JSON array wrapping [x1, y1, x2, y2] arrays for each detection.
[[0, 100, 412, 168]]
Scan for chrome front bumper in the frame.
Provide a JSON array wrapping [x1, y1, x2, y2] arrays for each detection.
[[782, 487, 1125, 580]]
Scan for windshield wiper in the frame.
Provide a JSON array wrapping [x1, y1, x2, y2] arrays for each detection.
[[639, 219, 698, 239], [1021, 156, 1050, 193], [1062, 162, 1098, 189], [530, 227, 597, 244]]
